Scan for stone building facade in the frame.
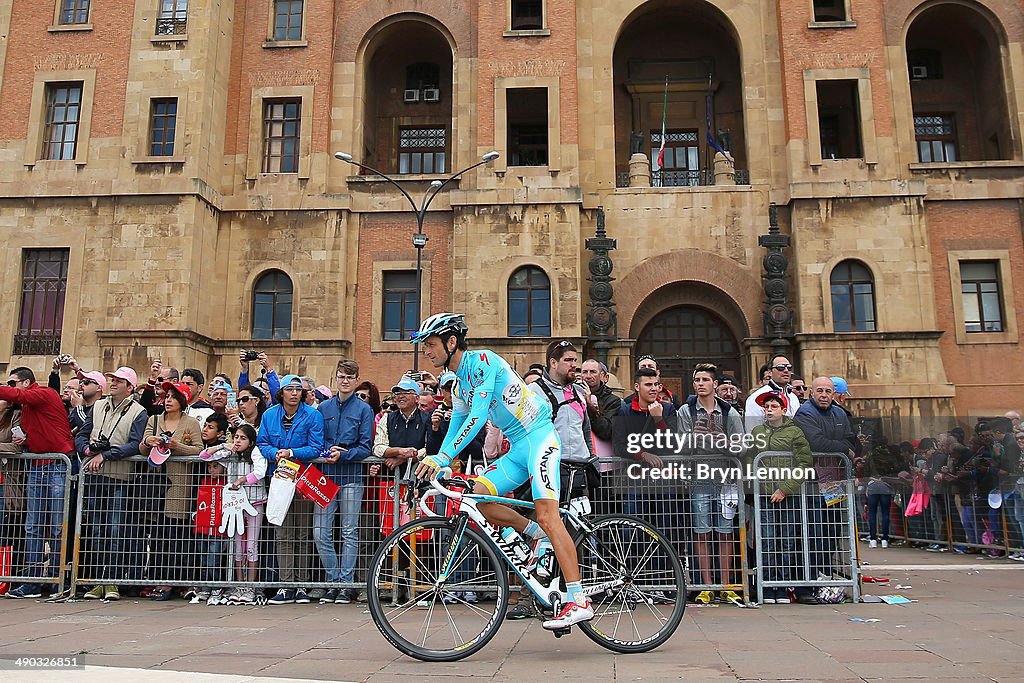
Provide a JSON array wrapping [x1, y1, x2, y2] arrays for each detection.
[[0, 0, 1021, 422]]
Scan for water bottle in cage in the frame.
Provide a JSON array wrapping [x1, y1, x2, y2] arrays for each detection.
[[500, 527, 531, 564], [532, 538, 554, 582]]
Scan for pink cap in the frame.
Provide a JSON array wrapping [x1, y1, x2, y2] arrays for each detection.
[[76, 370, 108, 392], [104, 366, 139, 388], [148, 445, 171, 466]]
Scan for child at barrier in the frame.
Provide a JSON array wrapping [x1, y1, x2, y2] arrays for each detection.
[[748, 392, 813, 604], [194, 448, 229, 604], [222, 424, 267, 604]]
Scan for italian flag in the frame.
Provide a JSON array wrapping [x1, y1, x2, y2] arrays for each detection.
[[655, 77, 668, 171]]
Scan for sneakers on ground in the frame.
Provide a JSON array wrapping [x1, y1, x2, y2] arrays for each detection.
[[268, 588, 295, 605], [761, 588, 776, 604], [463, 591, 478, 604], [196, 589, 211, 603], [953, 545, 969, 554], [693, 590, 714, 604], [881, 540, 889, 549], [719, 590, 742, 605], [104, 585, 120, 601], [321, 588, 338, 604], [868, 539, 877, 548], [235, 587, 255, 604], [6, 584, 42, 599], [416, 595, 432, 608], [334, 589, 352, 604], [208, 589, 224, 606], [308, 588, 326, 601], [505, 602, 532, 620], [353, 590, 368, 603], [83, 584, 105, 600], [443, 591, 461, 605], [542, 600, 594, 630], [925, 544, 943, 552], [294, 588, 311, 604]]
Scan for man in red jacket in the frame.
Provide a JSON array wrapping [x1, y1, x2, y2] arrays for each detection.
[[0, 366, 74, 599]]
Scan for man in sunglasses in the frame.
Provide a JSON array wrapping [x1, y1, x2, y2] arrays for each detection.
[[744, 355, 801, 432]]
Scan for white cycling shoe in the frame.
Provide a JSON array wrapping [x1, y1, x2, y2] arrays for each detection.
[[542, 599, 594, 630]]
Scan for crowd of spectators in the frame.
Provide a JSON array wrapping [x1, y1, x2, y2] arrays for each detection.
[[0, 346, 1019, 609]]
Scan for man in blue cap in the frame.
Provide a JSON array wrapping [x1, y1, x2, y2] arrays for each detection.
[[830, 377, 851, 406], [372, 374, 429, 474]]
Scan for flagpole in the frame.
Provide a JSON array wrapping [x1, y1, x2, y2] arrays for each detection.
[[656, 76, 668, 177]]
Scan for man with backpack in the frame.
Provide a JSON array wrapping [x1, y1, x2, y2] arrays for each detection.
[[678, 363, 744, 604]]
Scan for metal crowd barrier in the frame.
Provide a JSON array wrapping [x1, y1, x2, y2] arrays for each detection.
[[751, 452, 860, 605], [72, 455, 402, 600], [596, 454, 750, 603], [0, 453, 74, 595], [884, 479, 1024, 557]]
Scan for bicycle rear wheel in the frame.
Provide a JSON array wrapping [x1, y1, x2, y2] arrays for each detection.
[[576, 514, 686, 653], [368, 516, 509, 662]]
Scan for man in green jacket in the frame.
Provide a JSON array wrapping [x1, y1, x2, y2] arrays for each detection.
[[748, 392, 814, 604]]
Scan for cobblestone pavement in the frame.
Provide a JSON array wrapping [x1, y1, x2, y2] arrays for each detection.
[[1, 546, 1022, 682]]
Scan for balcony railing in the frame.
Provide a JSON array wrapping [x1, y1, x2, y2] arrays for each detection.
[[155, 18, 187, 36], [616, 168, 750, 188], [13, 332, 62, 356]]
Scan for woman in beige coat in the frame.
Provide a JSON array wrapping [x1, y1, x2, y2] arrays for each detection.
[[140, 382, 201, 600]]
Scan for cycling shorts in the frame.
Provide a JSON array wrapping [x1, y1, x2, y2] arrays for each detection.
[[475, 427, 561, 502]]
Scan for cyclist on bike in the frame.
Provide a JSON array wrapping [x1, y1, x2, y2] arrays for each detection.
[[413, 313, 594, 629]]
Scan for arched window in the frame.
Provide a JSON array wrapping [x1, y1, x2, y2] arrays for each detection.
[[252, 270, 293, 339], [830, 260, 876, 332], [508, 266, 551, 336]]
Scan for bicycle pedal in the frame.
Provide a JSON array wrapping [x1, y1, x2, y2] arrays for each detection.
[[552, 627, 571, 638]]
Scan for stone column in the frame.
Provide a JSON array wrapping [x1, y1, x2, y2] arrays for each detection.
[[713, 152, 735, 185], [628, 153, 651, 188]]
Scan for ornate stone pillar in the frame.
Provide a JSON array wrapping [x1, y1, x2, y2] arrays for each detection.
[[758, 203, 794, 358], [585, 207, 618, 366]]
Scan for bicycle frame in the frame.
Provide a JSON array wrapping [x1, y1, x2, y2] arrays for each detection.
[[417, 475, 602, 609]]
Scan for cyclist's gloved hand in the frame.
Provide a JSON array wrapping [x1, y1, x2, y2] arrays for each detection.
[[415, 452, 450, 480]]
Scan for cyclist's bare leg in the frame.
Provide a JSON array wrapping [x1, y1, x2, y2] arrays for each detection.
[[535, 498, 580, 584], [473, 480, 531, 533]]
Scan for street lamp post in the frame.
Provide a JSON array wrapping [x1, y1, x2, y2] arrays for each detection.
[[334, 150, 500, 370]]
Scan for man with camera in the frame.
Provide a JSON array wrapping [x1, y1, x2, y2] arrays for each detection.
[[239, 350, 281, 404], [75, 366, 149, 601], [0, 367, 76, 599]]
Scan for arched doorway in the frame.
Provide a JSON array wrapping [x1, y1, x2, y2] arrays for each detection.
[[906, 4, 1013, 161], [613, 0, 746, 186], [636, 305, 741, 399], [362, 18, 454, 174]]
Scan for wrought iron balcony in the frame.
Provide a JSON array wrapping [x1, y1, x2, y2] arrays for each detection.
[[616, 168, 750, 187], [155, 18, 187, 36]]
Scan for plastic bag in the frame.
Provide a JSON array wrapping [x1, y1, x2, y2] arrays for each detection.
[[266, 476, 296, 526]]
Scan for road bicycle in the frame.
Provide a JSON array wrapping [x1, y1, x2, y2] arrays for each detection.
[[367, 463, 687, 661]]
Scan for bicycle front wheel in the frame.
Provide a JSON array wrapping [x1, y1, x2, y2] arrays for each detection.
[[368, 516, 509, 662], [576, 514, 687, 653]]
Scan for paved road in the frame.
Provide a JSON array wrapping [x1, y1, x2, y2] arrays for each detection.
[[1, 546, 1022, 682]]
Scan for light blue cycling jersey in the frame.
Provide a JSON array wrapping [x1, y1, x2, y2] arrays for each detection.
[[435, 349, 553, 462]]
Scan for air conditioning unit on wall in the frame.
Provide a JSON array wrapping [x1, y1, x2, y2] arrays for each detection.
[[423, 88, 440, 102], [403, 89, 420, 103]]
